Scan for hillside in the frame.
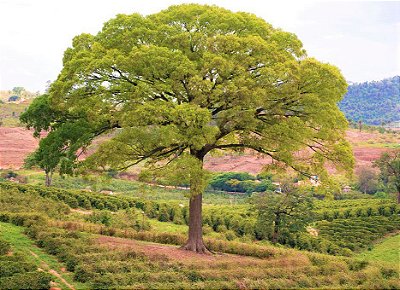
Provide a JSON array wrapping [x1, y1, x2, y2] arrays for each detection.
[[1, 127, 398, 174], [0, 89, 36, 127], [339, 76, 400, 125]]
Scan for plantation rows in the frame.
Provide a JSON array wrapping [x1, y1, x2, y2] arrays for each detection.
[[2, 182, 399, 257], [0, 236, 52, 289], [21, 223, 400, 289], [316, 216, 400, 252], [314, 199, 399, 221]]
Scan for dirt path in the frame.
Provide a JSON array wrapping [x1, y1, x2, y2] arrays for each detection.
[[29, 250, 75, 290], [97, 235, 262, 265]]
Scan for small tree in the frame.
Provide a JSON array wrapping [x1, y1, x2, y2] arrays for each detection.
[[374, 150, 400, 203], [252, 183, 313, 243], [357, 167, 378, 194], [21, 94, 108, 186], [12, 86, 25, 96]]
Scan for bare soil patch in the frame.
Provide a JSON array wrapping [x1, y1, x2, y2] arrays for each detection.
[[1, 127, 397, 174], [96, 235, 262, 264]]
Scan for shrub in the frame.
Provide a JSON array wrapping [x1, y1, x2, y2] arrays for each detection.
[[0, 240, 11, 256], [225, 230, 237, 241], [0, 272, 52, 289], [0, 262, 36, 278]]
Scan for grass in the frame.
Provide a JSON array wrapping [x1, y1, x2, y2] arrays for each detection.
[[356, 233, 400, 265], [0, 222, 87, 290], [0, 102, 30, 127], [148, 219, 187, 234]]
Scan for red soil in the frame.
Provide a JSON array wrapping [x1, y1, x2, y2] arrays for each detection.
[[1, 127, 398, 173], [0, 127, 40, 169], [96, 235, 262, 264]]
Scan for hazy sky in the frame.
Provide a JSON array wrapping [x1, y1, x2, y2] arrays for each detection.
[[0, 0, 399, 92]]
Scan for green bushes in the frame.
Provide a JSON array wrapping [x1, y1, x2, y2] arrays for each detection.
[[0, 182, 184, 226], [314, 199, 399, 221], [0, 240, 10, 255], [316, 216, 400, 252], [0, 238, 52, 290], [0, 212, 47, 227], [2, 181, 399, 258], [209, 172, 275, 193], [0, 261, 36, 278], [0, 272, 53, 289], [27, 224, 400, 289]]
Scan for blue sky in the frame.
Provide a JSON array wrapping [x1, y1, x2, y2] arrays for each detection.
[[0, 0, 399, 92]]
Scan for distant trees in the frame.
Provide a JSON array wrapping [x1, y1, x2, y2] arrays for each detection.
[[209, 172, 275, 193], [374, 150, 400, 203], [356, 167, 378, 194], [340, 76, 400, 125], [11, 87, 25, 96]]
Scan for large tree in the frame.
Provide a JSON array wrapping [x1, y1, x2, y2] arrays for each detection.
[[27, 4, 353, 253]]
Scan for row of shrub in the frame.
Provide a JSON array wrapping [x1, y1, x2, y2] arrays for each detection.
[[3, 182, 399, 257], [316, 215, 400, 252], [50, 220, 279, 259], [0, 236, 52, 289], [314, 198, 397, 210], [0, 182, 257, 240], [0, 182, 183, 220], [23, 223, 400, 289], [316, 204, 399, 221]]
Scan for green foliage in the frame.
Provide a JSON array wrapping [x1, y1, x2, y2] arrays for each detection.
[[0, 271, 53, 289], [340, 76, 400, 125], [11, 87, 25, 96], [209, 172, 275, 193], [26, 3, 352, 196], [356, 167, 378, 194], [19, 94, 60, 137], [252, 187, 314, 242], [374, 150, 400, 202], [0, 226, 53, 290], [22, 4, 354, 250], [19, 224, 400, 289], [0, 240, 10, 255], [316, 216, 400, 252]]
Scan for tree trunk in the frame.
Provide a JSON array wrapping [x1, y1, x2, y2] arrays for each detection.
[[45, 171, 52, 187], [272, 214, 280, 243], [396, 185, 400, 204], [181, 152, 210, 254], [182, 193, 209, 253]]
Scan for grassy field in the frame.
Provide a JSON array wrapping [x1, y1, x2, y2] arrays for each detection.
[[356, 233, 400, 265], [0, 102, 31, 127]]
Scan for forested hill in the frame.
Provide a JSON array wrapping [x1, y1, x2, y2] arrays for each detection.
[[339, 76, 400, 125]]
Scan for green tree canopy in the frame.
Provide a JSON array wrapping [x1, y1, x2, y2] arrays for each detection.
[[252, 184, 314, 243], [24, 4, 353, 252], [374, 150, 400, 203]]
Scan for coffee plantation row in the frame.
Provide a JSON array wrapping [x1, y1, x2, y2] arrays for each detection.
[[1, 182, 399, 256]]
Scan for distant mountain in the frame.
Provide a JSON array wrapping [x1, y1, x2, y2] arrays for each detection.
[[339, 76, 400, 125]]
